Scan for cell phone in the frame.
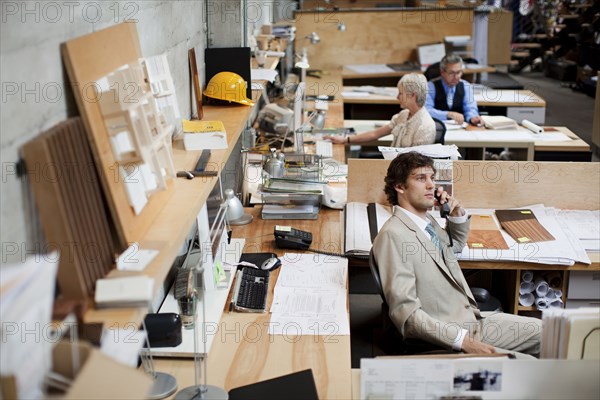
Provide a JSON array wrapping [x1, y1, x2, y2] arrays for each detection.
[[434, 187, 451, 218]]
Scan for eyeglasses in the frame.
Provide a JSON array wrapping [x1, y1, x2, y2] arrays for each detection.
[[443, 69, 463, 77]]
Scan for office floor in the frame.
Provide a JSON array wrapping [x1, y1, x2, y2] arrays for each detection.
[[348, 71, 598, 367], [509, 70, 598, 160]]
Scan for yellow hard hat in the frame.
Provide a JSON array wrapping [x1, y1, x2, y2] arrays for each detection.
[[203, 72, 254, 106]]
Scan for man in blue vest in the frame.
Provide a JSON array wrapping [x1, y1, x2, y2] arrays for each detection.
[[425, 54, 481, 126]]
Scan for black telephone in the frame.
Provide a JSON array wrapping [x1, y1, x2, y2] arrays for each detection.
[[274, 226, 313, 250], [434, 187, 451, 218]]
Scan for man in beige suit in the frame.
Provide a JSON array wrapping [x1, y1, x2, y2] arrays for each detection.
[[372, 152, 541, 355]]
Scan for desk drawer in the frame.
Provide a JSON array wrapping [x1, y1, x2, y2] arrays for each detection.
[[506, 107, 545, 125], [567, 271, 600, 299]]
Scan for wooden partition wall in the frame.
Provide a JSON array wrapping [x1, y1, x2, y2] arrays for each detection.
[[348, 159, 600, 210], [294, 8, 474, 71]]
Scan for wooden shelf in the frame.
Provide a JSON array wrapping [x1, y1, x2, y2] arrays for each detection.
[[84, 92, 261, 328]]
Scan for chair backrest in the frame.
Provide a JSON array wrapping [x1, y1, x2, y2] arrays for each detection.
[[368, 249, 387, 305], [432, 117, 446, 145], [424, 62, 441, 81]]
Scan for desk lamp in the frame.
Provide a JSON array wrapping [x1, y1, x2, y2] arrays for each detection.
[[174, 262, 227, 400], [295, 32, 320, 82], [224, 188, 252, 225]]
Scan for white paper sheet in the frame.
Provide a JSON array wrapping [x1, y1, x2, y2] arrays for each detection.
[[458, 207, 590, 266], [380, 144, 462, 160], [0, 253, 59, 399], [269, 254, 349, 335], [475, 89, 541, 104], [345, 64, 394, 74], [251, 68, 278, 82]]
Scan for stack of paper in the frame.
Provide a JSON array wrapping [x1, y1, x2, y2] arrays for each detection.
[[95, 276, 154, 308], [345, 202, 392, 257], [541, 307, 600, 359], [269, 253, 349, 335], [480, 115, 519, 130]]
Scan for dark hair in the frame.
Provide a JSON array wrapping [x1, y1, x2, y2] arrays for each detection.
[[384, 152, 436, 206]]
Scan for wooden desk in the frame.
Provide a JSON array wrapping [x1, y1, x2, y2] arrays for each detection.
[[347, 159, 600, 315], [342, 64, 496, 80], [341, 64, 496, 87], [344, 120, 591, 162], [154, 207, 352, 399], [342, 87, 547, 124]]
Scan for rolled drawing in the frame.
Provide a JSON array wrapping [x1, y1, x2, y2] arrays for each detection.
[[535, 276, 549, 297], [536, 297, 549, 310], [546, 288, 557, 300], [520, 281, 535, 294], [545, 271, 562, 289], [519, 292, 535, 307], [549, 298, 564, 308], [521, 270, 534, 283], [522, 119, 543, 134]]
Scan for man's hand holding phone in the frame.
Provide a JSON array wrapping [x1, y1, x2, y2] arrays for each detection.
[[434, 187, 465, 218]]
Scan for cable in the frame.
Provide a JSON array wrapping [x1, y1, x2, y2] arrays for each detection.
[[306, 248, 347, 258]]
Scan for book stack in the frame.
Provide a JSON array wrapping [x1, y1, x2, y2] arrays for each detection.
[[95, 276, 154, 308], [182, 120, 227, 150], [480, 115, 519, 130], [541, 307, 600, 359]]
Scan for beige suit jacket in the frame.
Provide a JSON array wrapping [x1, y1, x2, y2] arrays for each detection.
[[373, 207, 481, 349]]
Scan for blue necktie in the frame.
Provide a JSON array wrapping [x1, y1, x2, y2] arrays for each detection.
[[447, 87, 454, 109], [425, 223, 443, 254]]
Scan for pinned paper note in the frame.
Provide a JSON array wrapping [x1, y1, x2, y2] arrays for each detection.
[[116, 243, 159, 271], [518, 237, 531, 242]]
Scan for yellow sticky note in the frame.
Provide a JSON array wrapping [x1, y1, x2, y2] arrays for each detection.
[[471, 243, 484, 248], [520, 210, 532, 214], [213, 259, 226, 284], [182, 119, 225, 133], [517, 237, 530, 243]]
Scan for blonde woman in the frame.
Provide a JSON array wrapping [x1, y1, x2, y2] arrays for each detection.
[[326, 73, 435, 147]]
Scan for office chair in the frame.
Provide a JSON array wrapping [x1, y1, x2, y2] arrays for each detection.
[[432, 117, 446, 145], [368, 249, 501, 355], [424, 62, 441, 81]]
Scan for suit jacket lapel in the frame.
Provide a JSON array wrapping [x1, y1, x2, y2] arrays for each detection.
[[393, 209, 457, 285], [425, 214, 478, 306]]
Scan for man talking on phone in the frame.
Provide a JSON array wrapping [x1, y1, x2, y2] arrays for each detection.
[[425, 53, 481, 126], [372, 152, 541, 357]]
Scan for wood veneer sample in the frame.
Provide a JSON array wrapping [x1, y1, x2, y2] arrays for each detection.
[[467, 214, 509, 250], [495, 209, 555, 243], [21, 118, 117, 299]]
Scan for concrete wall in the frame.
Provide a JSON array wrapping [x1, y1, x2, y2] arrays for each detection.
[[0, 1, 208, 264], [0, 0, 294, 264]]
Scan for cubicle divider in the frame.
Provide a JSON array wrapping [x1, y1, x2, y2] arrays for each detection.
[[348, 159, 598, 209], [294, 8, 474, 71]]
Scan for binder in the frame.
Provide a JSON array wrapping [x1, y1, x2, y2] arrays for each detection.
[[228, 369, 318, 400]]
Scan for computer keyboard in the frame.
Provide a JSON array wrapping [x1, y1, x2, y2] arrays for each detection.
[[316, 140, 333, 158], [232, 267, 270, 313]]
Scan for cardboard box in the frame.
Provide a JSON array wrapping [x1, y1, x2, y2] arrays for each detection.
[[52, 341, 152, 399]]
